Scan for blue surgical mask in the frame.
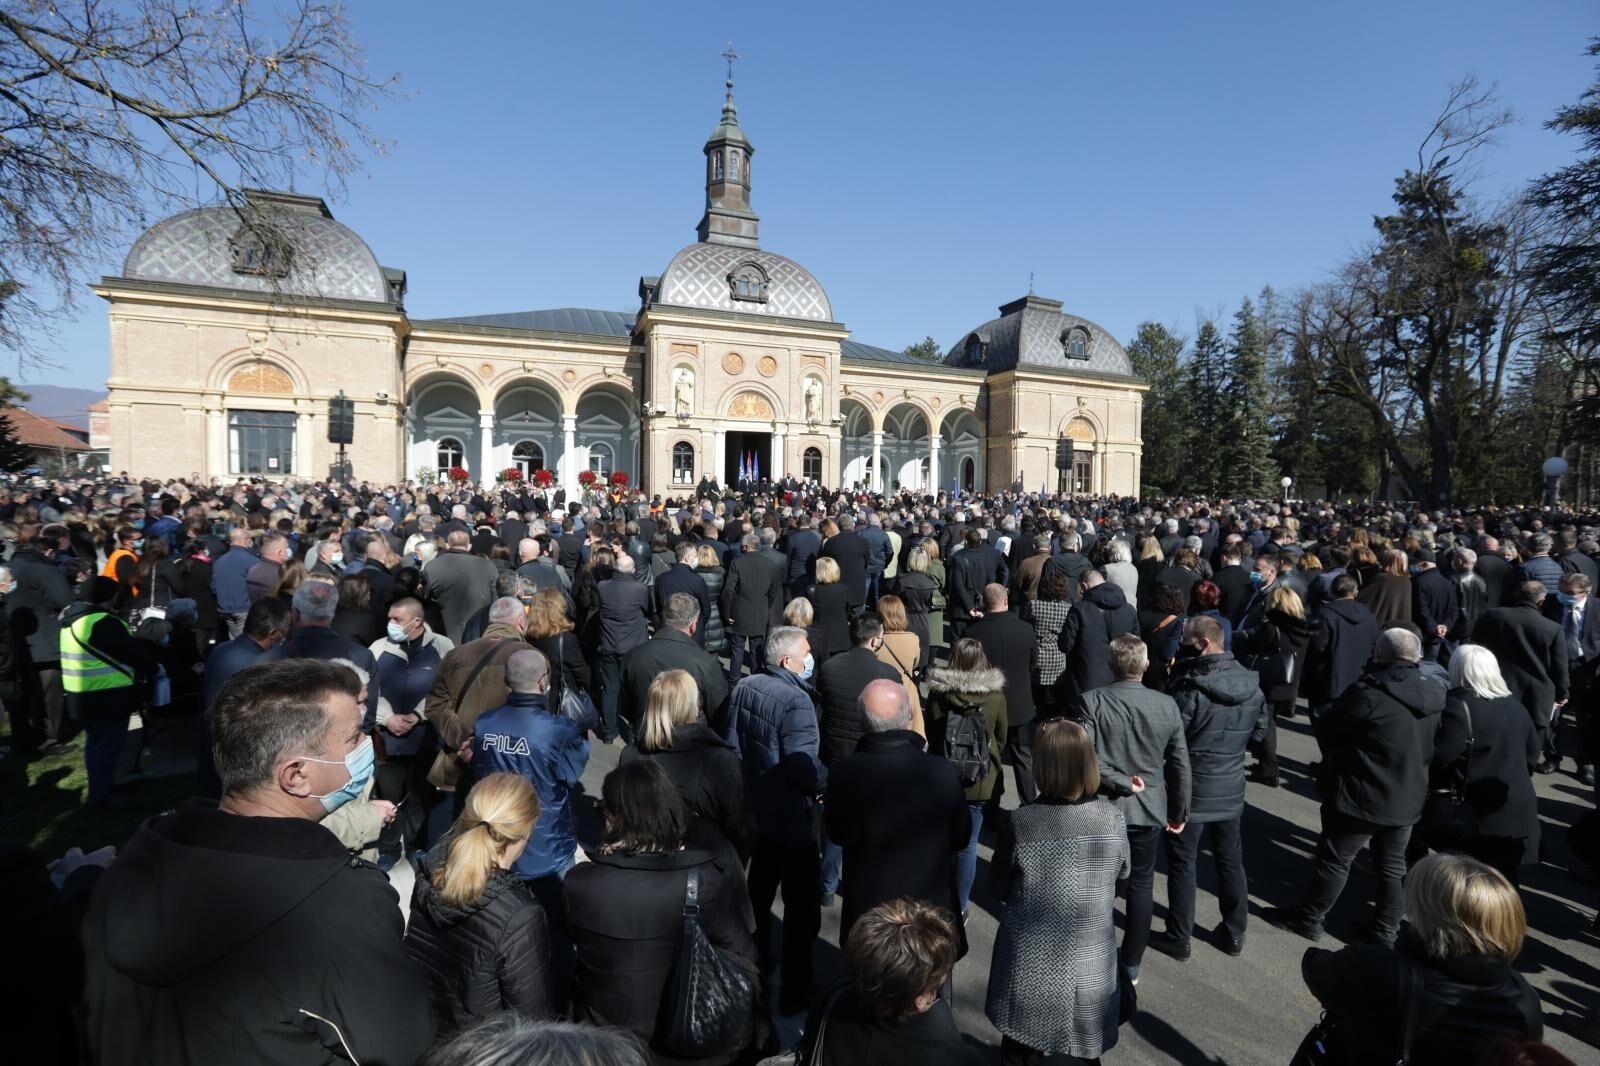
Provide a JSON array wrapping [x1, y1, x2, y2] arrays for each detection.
[[799, 652, 815, 681], [131, 539, 144, 551], [303, 736, 375, 813], [132, 518, 145, 530], [386, 621, 410, 643], [1557, 593, 1577, 607], [1249, 571, 1264, 586], [1408, 564, 1423, 575]]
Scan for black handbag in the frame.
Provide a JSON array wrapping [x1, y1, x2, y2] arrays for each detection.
[[1423, 698, 1476, 843], [552, 633, 600, 735], [1290, 963, 1421, 1065], [658, 866, 757, 1058]]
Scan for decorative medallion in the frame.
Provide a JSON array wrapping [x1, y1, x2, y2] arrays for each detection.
[[727, 391, 774, 420], [722, 352, 745, 375], [563, 369, 577, 384], [932, 397, 942, 409], [227, 363, 294, 395], [872, 391, 884, 405], [757, 355, 779, 377], [477, 363, 495, 380]]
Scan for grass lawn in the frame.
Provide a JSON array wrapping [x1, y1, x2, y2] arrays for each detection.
[[0, 722, 193, 860]]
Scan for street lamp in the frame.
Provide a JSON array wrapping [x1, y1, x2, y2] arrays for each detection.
[[1280, 475, 1293, 504], [1542, 456, 1569, 511]]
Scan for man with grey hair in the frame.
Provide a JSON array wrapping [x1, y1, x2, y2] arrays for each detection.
[[424, 528, 498, 643], [620, 590, 730, 732], [423, 596, 531, 813], [724, 532, 783, 684], [284, 579, 379, 728], [473, 647, 590, 926], [725, 625, 825, 1014], [825, 677, 970, 938], [83, 659, 434, 1065], [1263, 625, 1444, 947], [596, 554, 650, 743]]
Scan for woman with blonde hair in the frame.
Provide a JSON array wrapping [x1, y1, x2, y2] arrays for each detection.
[[1300, 853, 1543, 1063], [872, 594, 925, 733], [1235, 583, 1320, 787], [620, 669, 748, 863], [1358, 548, 1414, 627], [808, 555, 851, 660], [405, 772, 552, 1033], [891, 545, 939, 670], [921, 539, 948, 654], [693, 543, 728, 654], [524, 587, 591, 707]]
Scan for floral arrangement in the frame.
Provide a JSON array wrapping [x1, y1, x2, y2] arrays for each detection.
[[609, 470, 629, 488], [497, 467, 524, 484], [577, 469, 598, 488], [532, 468, 555, 488], [415, 465, 437, 487], [447, 466, 470, 484]]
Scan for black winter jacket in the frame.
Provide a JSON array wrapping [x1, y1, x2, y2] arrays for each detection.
[[1314, 662, 1445, 827], [1059, 581, 1138, 697], [1431, 690, 1541, 849], [83, 799, 434, 1066], [405, 846, 553, 1035], [813, 646, 899, 764], [619, 629, 731, 734], [620, 722, 751, 864], [7, 545, 72, 664], [1166, 653, 1268, 822], [1306, 598, 1379, 706], [1235, 609, 1321, 706]]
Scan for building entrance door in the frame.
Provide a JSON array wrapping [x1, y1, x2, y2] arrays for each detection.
[[725, 430, 773, 489]]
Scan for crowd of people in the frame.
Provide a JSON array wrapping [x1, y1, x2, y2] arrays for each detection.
[[2, 471, 1596, 1064]]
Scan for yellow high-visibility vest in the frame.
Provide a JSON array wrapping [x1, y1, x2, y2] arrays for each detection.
[[59, 612, 135, 694]]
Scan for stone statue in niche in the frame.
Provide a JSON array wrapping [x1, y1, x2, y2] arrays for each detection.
[[673, 367, 694, 417], [803, 376, 822, 422]]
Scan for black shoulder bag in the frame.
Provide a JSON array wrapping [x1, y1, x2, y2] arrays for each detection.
[[1290, 961, 1423, 1065], [1423, 697, 1476, 844], [550, 632, 600, 735], [658, 866, 757, 1059]]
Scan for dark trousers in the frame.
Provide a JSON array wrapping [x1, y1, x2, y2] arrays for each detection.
[[1252, 699, 1290, 781], [727, 633, 766, 684], [18, 663, 69, 751], [1120, 825, 1162, 972], [84, 715, 129, 806], [1000, 1036, 1099, 1065], [1002, 721, 1038, 805], [1299, 808, 1412, 941], [374, 751, 431, 853], [748, 836, 821, 1014], [595, 651, 623, 742], [1164, 817, 1247, 945], [526, 872, 575, 1011]]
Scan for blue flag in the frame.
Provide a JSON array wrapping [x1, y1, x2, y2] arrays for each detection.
[[739, 451, 748, 484], [753, 449, 760, 483]]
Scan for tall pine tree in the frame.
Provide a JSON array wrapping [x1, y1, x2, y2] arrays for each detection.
[[1186, 320, 1228, 496], [1125, 322, 1189, 495], [1221, 297, 1279, 497], [0, 376, 34, 472]]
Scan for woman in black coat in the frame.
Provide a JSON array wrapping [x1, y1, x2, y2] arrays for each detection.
[[1357, 549, 1414, 628], [565, 760, 757, 1066], [405, 773, 552, 1034], [332, 574, 380, 647], [525, 588, 592, 694], [1422, 645, 1541, 883], [175, 544, 219, 653], [891, 553, 938, 672], [619, 669, 750, 865], [693, 545, 728, 655], [807, 556, 852, 660], [1234, 585, 1320, 787], [1138, 582, 1187, 692], [1301, 853, 1542, 1065]]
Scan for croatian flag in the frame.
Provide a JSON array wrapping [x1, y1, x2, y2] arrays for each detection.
[[739, 452, 748, 484]]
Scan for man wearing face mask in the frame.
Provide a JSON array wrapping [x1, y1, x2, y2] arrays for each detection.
[[1544, 572, 1599, 783], [82, 658, 434, 1066], [59, 576, 158, 808], [369, 597, 454, 856], [281, 579, 381, 731]]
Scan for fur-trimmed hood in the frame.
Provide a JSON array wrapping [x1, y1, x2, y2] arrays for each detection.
[[926, 666, 1005, 696]]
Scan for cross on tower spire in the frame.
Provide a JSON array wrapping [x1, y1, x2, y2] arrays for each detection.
[[721, 43, 740, 87]]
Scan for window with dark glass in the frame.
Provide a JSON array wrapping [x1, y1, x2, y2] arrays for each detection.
[[1062, 327, 1090, 360], [803, 447, 822, 482], [964, 335, 984, 367], [436, 437, 464, 471], [728, 262, 769, 303], [588, 442, 612, 477], [672, 442, 695, 484], [513, 441, 543, 477], [1072, 449, 1093, 494], [229, 410, 295, 474]]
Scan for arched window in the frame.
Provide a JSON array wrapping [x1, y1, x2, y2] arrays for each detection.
[[963, 334, 985, 367], [588, 442, 613, 477], [672, 442, 695, 485], [961, 457, 976, 492], [803, 446, 822, 482], [1062, 326, 1090, 360], [512, 440, 543, 478], [729, 150, 740, 180], [713, 153, 723, 180], [436, 437, 464, 471], [728, 262, 769, 303]]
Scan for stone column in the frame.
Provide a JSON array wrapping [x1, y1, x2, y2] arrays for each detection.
[[296, 408, 314, 477], [562, 414, 578, 495], [928, 435, 941, 494], [206, 407, 226, 479], [1094, 442, 1107, 495], [771, 427, 785, 481], [478, 411, 495, 484], [713, 427, 727, 484], [871, 431, 884, 492]]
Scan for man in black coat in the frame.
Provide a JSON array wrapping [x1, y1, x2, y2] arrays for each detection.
[[947, 528, 1006, 641], [1040, 530, 1091, 603], [967, 583, 1040, 805], [1473, 580, 1569, 768], [5, 527, 75, 756], [785, 516, 822, 597], [654, 542, 711, 647], [824, 679, 971, 944], [1156, 616, 1266, 958], [755, 529, 790, 629], [1410, 548, 1459, 665], [723, 533, 783, 684], [1305, 574, 1379, 710], [1059, 571, 1138, 698], [1542, 571, 1600, 782], [1213, 543, 1255, 627], [1475, 536, 1515, 606], [82, 659, 434, 1066], [821, 514, 871, 611], [595, 556, 651, 743], [1263, 628, 1444, 946], [497, 511, 529, 551], [814, 614, 902, 767], [619, 592, 731, 734]]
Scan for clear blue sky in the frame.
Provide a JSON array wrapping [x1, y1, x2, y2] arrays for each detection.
[[15, 1, 1598, 388]]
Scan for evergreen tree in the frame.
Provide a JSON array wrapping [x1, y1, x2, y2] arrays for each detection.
[[1186, 320, 1228, 495], [0, 376, 34, 472], [901, 336, 944, 362], [1221, 297, 1278, 497], [1125, 322, 1189, 495]]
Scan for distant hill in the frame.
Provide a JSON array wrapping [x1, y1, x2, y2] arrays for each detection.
[[13, 384, 106, 430]]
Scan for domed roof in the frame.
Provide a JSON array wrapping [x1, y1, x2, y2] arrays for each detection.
[[122, 190, 389, 303], [946, 295, 1134, 379], [656, 242, 833, 322]]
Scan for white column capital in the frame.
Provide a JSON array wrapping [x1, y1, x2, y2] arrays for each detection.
[[562, 414, 578, 431], [478, 411, 495, 429]]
